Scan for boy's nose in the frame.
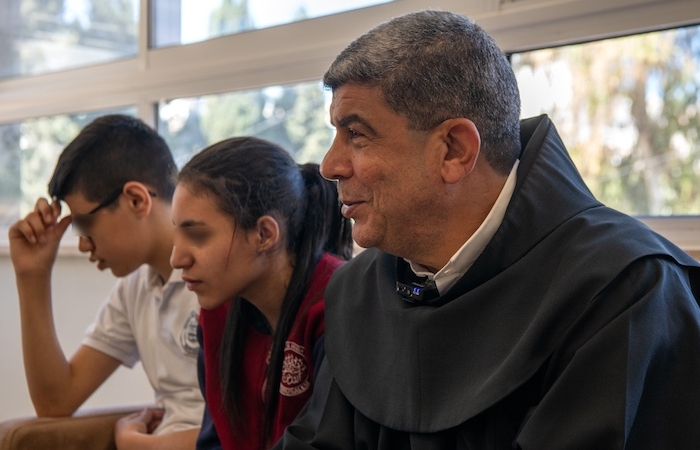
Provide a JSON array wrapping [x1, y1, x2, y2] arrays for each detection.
[[77, 235, 94, 253]]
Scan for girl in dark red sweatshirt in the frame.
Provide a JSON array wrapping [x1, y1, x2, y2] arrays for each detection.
[[171, 137, 352, 450]]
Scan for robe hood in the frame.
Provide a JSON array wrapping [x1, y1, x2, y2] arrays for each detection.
[[324, 115, 697, 433]]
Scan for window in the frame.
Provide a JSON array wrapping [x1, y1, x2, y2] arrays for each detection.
[[0, 0, 139, 80], [0, 107, 136, 228], [511, 24, 700, 217], [151, 0, 393, 47], [1, 0, 699, 254], [159, 81, 331, 166]]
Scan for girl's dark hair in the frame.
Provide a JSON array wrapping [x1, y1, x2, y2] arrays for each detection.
[[298, 162, 353, 260], [178, 137, 351, 445]]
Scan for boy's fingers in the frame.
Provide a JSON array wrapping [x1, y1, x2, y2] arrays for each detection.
[[33, 197, 50, 211], [13, 212, 70, 245], [50, 200, 62, 219], [55, 216, 72, 236], [23, 213, 49, 243], [11, 219, 39, 244], [34, 198, 56, 225]]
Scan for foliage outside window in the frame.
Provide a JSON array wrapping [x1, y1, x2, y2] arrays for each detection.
[[0, 0, 139, 80], [0, 107, 136, 229], [151, 0, 393, 47], [512, 24, 700, 216], [158, 82, 333, 166]]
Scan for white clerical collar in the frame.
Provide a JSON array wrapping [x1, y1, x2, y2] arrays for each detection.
[[407, 159, 519, 294]]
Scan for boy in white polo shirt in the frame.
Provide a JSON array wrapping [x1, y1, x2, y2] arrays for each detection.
[[8, 114, 204, 449]]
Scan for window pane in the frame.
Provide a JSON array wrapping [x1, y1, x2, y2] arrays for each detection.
[[512, 25, 700, 216], [0, 107, 136, 229], [158, 81, 332, 166], [0, 0, 139, 79], [151, 0, 393, 47]]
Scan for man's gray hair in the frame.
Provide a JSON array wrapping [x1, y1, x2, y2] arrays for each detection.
[[323, 10, 521, 174]]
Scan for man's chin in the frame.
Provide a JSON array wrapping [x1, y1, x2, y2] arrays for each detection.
[[351, 228, 381, 251]]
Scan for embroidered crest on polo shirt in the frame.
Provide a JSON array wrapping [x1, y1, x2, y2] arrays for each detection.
[[180, 311, 200, 356], [280, 341, 310, 396]]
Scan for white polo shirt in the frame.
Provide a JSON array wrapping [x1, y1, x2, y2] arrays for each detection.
[[83, 265, 204, 434]]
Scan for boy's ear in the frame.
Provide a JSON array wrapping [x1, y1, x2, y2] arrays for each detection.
[[255, 215, 281, 252], [437, 118, 481, 184], [122, 181, 154, 217]]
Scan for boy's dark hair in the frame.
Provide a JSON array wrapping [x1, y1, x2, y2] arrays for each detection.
[[48, 114, 177, 202]]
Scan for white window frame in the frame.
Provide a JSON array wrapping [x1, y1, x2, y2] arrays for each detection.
[[1, 0, 699, 257]]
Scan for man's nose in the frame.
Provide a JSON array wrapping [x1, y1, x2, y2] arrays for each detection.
[[320, 136, 352, 181]]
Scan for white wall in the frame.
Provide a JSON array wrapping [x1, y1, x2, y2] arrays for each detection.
[[0, 252, 153, 422]]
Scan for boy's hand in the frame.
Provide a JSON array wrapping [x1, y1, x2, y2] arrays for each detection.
[[114, 408, 165, 449], [8, 197, 72, 277], [114, 408, 199, 450]]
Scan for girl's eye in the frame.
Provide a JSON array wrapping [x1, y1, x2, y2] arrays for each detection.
[[185, 230, 208, 243]]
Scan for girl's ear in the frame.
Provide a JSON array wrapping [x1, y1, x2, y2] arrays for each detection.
[[122, 181, 154, 217], [256, 215, 281, 251]]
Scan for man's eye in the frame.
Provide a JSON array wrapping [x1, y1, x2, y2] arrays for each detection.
[[348, 128, 364, 139]]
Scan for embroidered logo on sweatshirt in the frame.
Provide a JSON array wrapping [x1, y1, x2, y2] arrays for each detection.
[[280, 341, 310, 396]]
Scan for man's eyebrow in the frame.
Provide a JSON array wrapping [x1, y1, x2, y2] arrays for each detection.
[[335, 113, 377, 136]]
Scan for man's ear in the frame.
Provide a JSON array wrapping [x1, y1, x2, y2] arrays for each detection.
[[122, 181, 154, 217], [255, 215, 281, 252], [437, 118, 481, 184]]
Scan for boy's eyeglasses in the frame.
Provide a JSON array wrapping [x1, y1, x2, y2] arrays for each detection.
[[85, 188, 125, 215], [71, 188, 157, 236]]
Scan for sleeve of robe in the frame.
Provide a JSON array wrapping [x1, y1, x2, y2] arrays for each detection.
[[515, 256, 700, 449]]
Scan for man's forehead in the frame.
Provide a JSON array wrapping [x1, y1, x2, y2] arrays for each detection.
[[330, 85, 385, 119], [331, 83, 382, 101]]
